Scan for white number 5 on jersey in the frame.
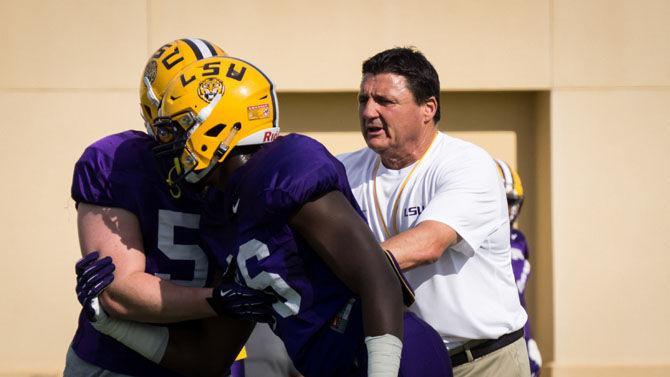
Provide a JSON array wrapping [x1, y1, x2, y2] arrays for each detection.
[[155, 209, 209, 287]]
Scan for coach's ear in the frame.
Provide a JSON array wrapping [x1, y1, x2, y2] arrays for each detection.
[[421, 96, 438, 125]]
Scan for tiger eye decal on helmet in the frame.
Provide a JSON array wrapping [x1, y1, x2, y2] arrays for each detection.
[[197, 78, 225, 102], [139, 38, 226, 138], [153, 56, 279, 191]]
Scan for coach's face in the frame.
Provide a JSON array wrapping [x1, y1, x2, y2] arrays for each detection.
[[358, 73, 435, 166]]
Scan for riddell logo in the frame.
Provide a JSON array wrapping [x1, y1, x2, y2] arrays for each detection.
[[263, 131, 278, 142]]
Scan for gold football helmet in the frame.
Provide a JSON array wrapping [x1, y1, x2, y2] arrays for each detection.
[[153, 56, 279, 189], [495, 159, 524, 225], [140, 38, 226, 138]]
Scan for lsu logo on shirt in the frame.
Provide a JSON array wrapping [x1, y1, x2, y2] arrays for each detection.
[[403, 205, 425, 217]]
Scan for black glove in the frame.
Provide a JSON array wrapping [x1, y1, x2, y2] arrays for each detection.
[[206, 262, 277, 323], [75, 251, 115, 321]]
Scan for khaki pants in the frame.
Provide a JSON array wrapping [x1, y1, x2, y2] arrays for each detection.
[[453, 336, 531, 377]]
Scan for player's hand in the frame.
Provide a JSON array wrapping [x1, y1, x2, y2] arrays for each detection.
[[75, 251, 115, 321], [206, 263, 277, 323]]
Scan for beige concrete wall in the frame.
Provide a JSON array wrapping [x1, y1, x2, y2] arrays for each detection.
[[1, 0, 669, 375], [0, 91, 139, 373], [147, 0, 551, 91], [531, 92, 554, 371], [549, 1, 670, 376], [550, 89, 670, 377], [2, 0, 552, 92]]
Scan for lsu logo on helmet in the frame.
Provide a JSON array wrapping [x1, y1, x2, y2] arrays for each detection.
[[140, 38, 226, 138], [197, 78, 225, 102], [153, 56, 279, 192]]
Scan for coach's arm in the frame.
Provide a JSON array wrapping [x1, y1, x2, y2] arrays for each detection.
[[381, 220, 459, 270]]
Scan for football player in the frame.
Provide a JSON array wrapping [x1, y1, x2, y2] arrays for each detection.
[[496, 159, 542, 377], [66, 39, 274, 377], [147, 55, 450, 376]]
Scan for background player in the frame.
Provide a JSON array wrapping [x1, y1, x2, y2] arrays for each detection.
[[496, 159, 542, 377], [67, 39, 273, 377]]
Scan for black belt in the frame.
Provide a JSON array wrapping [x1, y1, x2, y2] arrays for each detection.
[[449, 328, 524, 367]]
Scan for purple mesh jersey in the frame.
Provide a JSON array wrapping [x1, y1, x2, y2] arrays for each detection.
[[200, 134, 451, 377], [70, 130, 212, 377], [511, 228, 542, 377]]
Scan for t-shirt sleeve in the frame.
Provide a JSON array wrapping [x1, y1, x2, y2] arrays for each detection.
[[72, 146, 117, 206], [417, 150, 506, 257], [71, 146, 141, 212], [253, 139, 346, 222]]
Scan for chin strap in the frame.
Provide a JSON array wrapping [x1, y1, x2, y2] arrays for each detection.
[[166, 158, 183, 199]]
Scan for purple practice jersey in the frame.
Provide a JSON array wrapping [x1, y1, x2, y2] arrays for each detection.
[[201, 134, 451, 377], [511, 228, 542, 377], [70, 130, 213, 377], [201, 134, 363, 376]]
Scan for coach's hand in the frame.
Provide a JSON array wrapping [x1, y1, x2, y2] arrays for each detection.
[[207, 263, 276, 323], [75, 251, 115, 321]]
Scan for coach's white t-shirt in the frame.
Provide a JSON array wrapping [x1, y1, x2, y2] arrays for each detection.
[[338, 132, 527, 348]]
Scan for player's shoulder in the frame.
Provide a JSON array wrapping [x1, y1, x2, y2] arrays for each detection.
[[77, 130, 155, 173], [72, 130, 160, 206], [267, 133, 330, 160], [235, 134, 348, 215], [251, 133, 341, 179], [73, 130, 162, 198], [84, 130, 153, 154]]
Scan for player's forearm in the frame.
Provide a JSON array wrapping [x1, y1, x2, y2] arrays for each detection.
[[100, 272, 215, 323], [289, 190, 403, 335], [89, 306, 247, 376], [359, 275, 403, 338], [352, 250, 405, 338], [382, 220, 457, 270], [161, 317, 253, 377], [360, 281, 404, 377]]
